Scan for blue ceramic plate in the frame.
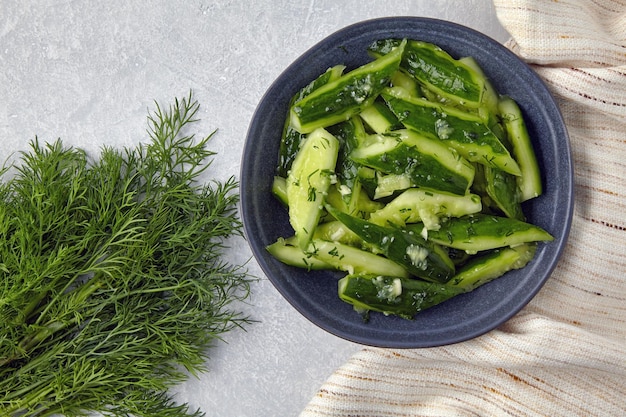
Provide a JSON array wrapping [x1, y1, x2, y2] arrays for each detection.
[[240, 17, 573, 348]]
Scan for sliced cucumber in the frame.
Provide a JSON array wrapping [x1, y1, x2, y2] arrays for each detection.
[[369, 188, 482, 229], [290, 40, 406, 133], [350, 129, 475, 196], [424, 214, 554, 252], [327, 206, 455, 283], [271, 175, 288, 206], [359, 98, 402, 134], [383, 87, 522, 176], [287, 127, 339, 249], [373, 173, 413, 199], [338, 274, 464, 319], [482, 165, 525, 221], [266, 237, 334, 270], [307, 238, 409, 278], [449, 243, 537, 291], [498, 96, 543, 201], [369, 38, 485, 108], [326, 116, 366, 207], [277, 65, 345, 176], [313, 221, 363, 247]]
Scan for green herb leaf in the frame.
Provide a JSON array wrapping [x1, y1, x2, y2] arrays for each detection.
[[0, 92, 253, 417]]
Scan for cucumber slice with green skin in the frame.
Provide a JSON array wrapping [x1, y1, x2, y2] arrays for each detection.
[[338, 244, 537, 320], [290, 40, 406, 134], [307, 238, 409, 278], [287, 128, 340, 249], [498, 96, 543, 201], [369, 188, 483, 229], [277, 65, 345, 177], [325, 182, 384, 218], [313, 221, 363, 246], [357, 167, 412, 201], [369, 39, 485, 108], [271, 175, 289, 206], [458, 56, 500, 124], [327, 205, 455, 283], [382, 87, 522, 176], [423, 214, 554, 252], [359, 98, 403, 134], [338, 274, 464, 320], [449, 243, 537, 291], [266, 237, 334, 271], [373, 173, 413, 199], [390, 70, 420, 97], [356, 166, 378, 199], [350, 129, 475, 196], [326, 116, 366, 207], [483, 165, 525, 221]]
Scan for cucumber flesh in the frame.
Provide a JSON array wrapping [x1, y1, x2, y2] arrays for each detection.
[[287, 128, 340, 249], [277, 65, 345, 176], [373, 173, 413, 199], [369, 188, 482, 229], [327, 205, 455, 283], [498, 96, 543, 201], [313, 221, 363, 246], [271, 176, 288, 206], [359, 98, 402, 134], [449, 243, 537, 291], [266, 237, 334, 270], [307, 238, 409, 278]]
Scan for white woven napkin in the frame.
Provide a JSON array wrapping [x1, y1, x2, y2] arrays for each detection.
[[301, 1, 626, 415]]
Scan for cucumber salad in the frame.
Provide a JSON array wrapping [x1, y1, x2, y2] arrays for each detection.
[[267, 38, 553, 320]]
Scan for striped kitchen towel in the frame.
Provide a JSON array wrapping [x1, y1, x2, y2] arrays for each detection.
[[301, 0, 626, 415]]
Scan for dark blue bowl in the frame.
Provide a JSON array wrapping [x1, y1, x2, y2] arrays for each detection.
[[240, 17, 573, 348]]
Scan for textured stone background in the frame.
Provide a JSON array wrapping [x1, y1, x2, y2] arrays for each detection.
[[0, 1, 508, 416]]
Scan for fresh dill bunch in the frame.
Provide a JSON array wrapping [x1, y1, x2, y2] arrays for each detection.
[[0, 92, 253, 417]]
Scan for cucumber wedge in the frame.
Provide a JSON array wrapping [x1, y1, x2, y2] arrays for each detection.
[[338, 274, 464, 319], [373, 173, 413, 199], [271, 175, 288, 206], [307, 238, 409, 278], [449, 243, 537, 291], [350, 129, 475, 196], [278, 65, 345, 176], [458, 56, 500, 125], [369, 188, 483, 229], [327, 206, 455, 283], [369, 38, 485, 108], [290, 40, 406, 133], [382, 87, 522, 176], [424, 214, 554, 252], [266, 237, 334, 270], [483, 165, 525, 220], [313, 221, 363, 246], [326, 116, 366, 207], [359, 98, 403, 134], [337, 244, 537, 320], [498, 96, 543, 201], [287, 128, 339, 249]]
